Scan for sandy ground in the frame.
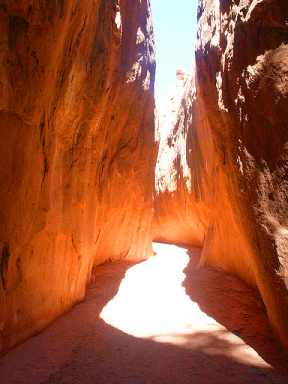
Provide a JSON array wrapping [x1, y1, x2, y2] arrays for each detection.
[[0, 243, 288, 384]]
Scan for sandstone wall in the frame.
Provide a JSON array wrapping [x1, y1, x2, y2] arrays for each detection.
[[154, 71, 204, 247], [154, 0, 288, 348], [0, 0, 155, 353]]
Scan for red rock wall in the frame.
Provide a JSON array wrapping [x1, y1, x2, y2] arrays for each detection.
[[154, 0, 288, 348], [0, 0, 155, 353], [154, 72, 204, 247]]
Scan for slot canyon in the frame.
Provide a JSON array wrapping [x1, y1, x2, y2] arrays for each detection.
[[0, 0, 288, 382]]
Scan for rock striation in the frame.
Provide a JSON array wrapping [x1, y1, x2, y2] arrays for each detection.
[[0, 0, 155, 353], [1, 0, 288, 356], [154, 69, 204, 246], [154, 0, 288, 348]]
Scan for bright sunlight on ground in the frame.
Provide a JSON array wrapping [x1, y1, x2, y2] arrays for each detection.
[[100, 242, 267, 367]]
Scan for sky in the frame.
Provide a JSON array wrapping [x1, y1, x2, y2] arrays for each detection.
[[150, 0, 198, 107]]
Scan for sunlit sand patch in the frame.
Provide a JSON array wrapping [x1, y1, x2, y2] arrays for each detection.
[[100, 242, 268, 367]]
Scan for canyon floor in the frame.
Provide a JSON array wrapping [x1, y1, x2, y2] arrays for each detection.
[[0, 243, 288, 384]]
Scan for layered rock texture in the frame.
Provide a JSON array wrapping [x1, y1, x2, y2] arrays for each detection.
[[0, 0, 155, 353], [154, 0, 288, 348], [1, 0, 288, 358], [154, 69, 204, 246]]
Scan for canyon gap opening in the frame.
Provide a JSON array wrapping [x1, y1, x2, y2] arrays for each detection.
[[151, 0, 198, 111]]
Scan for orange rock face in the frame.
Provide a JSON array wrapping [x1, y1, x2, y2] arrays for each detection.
[[154, 70, 204, 246], [154, 0, 288, 348], [0, 0, 155, 353]]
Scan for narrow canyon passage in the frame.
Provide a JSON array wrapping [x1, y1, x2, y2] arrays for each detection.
[[0, 243, 287, 384], [1, 0, 288, 382]]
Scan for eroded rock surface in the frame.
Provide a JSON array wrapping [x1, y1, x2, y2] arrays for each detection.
[[154, 69, 204, 246], [154, 0, 288, 348], [0, 0, 155, 353]]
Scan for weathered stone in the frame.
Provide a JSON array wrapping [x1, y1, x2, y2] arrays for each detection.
[[154, 70, 204, 246], [154, 0, 288, 348], [0, 0, 155, 353]]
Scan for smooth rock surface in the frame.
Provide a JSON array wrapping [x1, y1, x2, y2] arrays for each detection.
[[0, 0, 155, 353], [154, 70, 204, 246]]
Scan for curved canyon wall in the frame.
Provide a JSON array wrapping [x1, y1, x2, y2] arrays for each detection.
[[0, 0, 155, 353], [154, 70, 204, 247], [154, 0, 288, 348]]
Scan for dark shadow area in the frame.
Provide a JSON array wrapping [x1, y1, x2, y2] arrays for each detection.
[[183, 248, 288, 373], [0, 257, 287, 383]]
